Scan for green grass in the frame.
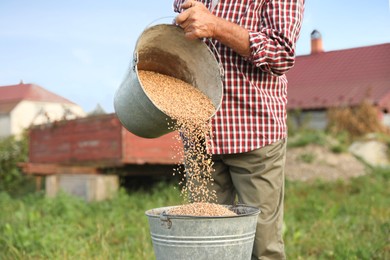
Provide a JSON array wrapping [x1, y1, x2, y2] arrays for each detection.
[[284, 167, 389, 260], [0, 182, 182, 260], [0, 169, 389, 260]]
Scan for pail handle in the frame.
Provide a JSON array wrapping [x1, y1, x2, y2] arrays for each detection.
[[205, 37, 225, 78], [145, 16, 176, 29], [160, 211, 172, 229]]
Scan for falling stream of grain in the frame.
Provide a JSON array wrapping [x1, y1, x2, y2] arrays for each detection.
[[139, 70, 235, 216]]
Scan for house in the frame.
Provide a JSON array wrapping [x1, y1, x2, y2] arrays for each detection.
[[287, 30, 390, 129], [0, 82, 86, 138]]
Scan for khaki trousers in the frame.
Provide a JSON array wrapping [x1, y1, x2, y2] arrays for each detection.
[[211, 139, 287, 260]]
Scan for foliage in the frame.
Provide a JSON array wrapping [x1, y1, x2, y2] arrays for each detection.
[[288, 100, 390, 154], [287, 128, 352, 159], [0, 168, 389, 260], [298, 152, 316, 163], [328, 130, 350, 154], [287, 108, 303, 136], [327, 100, 390, 139], [0, 133, 33, 195], [287, 129, 327, 148]]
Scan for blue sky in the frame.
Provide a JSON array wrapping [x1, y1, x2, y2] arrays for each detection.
[[1, 0, 389, 113]]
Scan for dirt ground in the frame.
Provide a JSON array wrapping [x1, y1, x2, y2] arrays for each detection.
[[285, 144, 367, 182]]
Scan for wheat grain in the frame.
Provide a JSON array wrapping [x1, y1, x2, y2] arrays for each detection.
[[167, 202, 237, 217], [139, 70, 221, 215]]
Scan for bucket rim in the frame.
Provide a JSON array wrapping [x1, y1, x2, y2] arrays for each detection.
[[145, 204, 260, 219]]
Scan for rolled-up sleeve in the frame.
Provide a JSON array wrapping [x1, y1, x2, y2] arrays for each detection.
[[247, 0, 304, 76], [173, 0, 184, 13]]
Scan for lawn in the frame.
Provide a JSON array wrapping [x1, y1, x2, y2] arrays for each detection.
[[0, 168, 389, 260]]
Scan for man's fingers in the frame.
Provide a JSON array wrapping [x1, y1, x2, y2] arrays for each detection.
[[184, 31, 197, 40], [181, 0, 196, 10], [175, 11, 189, 26], [175, 0, 211, 39]]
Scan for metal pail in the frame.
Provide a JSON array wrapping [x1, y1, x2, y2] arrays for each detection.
[[114, 24, 223, 138], [145, 205, 260, 260]]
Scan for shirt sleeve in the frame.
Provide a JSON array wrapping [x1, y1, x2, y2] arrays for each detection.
[[247, 0, 304, 76], [173, 0, 184, 13]]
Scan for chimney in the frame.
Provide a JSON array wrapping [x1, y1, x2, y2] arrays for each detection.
[[311, 30, 324, 54]]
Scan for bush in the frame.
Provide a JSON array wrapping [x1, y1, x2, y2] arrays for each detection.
[[0, 133, 33, 195], [327, 100, 390, 138]]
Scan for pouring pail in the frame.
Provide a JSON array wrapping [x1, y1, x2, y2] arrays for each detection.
[[114, 24, 223, 138]]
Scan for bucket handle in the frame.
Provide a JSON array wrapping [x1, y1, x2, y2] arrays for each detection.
[[160, 211, 172, 229], [205, 37, 224, 78], [145, 16, 176, 30]]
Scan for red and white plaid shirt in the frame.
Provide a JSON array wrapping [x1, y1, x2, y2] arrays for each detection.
[[174, 0, 304, 154]]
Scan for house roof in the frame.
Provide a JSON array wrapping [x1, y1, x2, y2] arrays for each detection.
[[0, 82, 75, 105], [287, 43, 390, 111], [0, 103, 18, 114]]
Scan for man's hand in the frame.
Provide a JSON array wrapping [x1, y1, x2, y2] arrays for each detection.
[[175, 0, 218, 40], [175, 0, 251, 57]]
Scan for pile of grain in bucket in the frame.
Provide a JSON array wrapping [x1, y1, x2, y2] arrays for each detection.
[[139, 70, 235, 217], [167, 202, 236, 217]]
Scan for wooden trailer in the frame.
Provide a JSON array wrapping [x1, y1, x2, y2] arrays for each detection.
[[19, 113, 184, 200]]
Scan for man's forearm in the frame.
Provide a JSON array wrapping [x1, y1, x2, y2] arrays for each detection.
[[212, 17, 251, 58]]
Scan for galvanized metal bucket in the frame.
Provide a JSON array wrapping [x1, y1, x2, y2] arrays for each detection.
[[114, 24, 224, 138], [145, 204, 260, 260]]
